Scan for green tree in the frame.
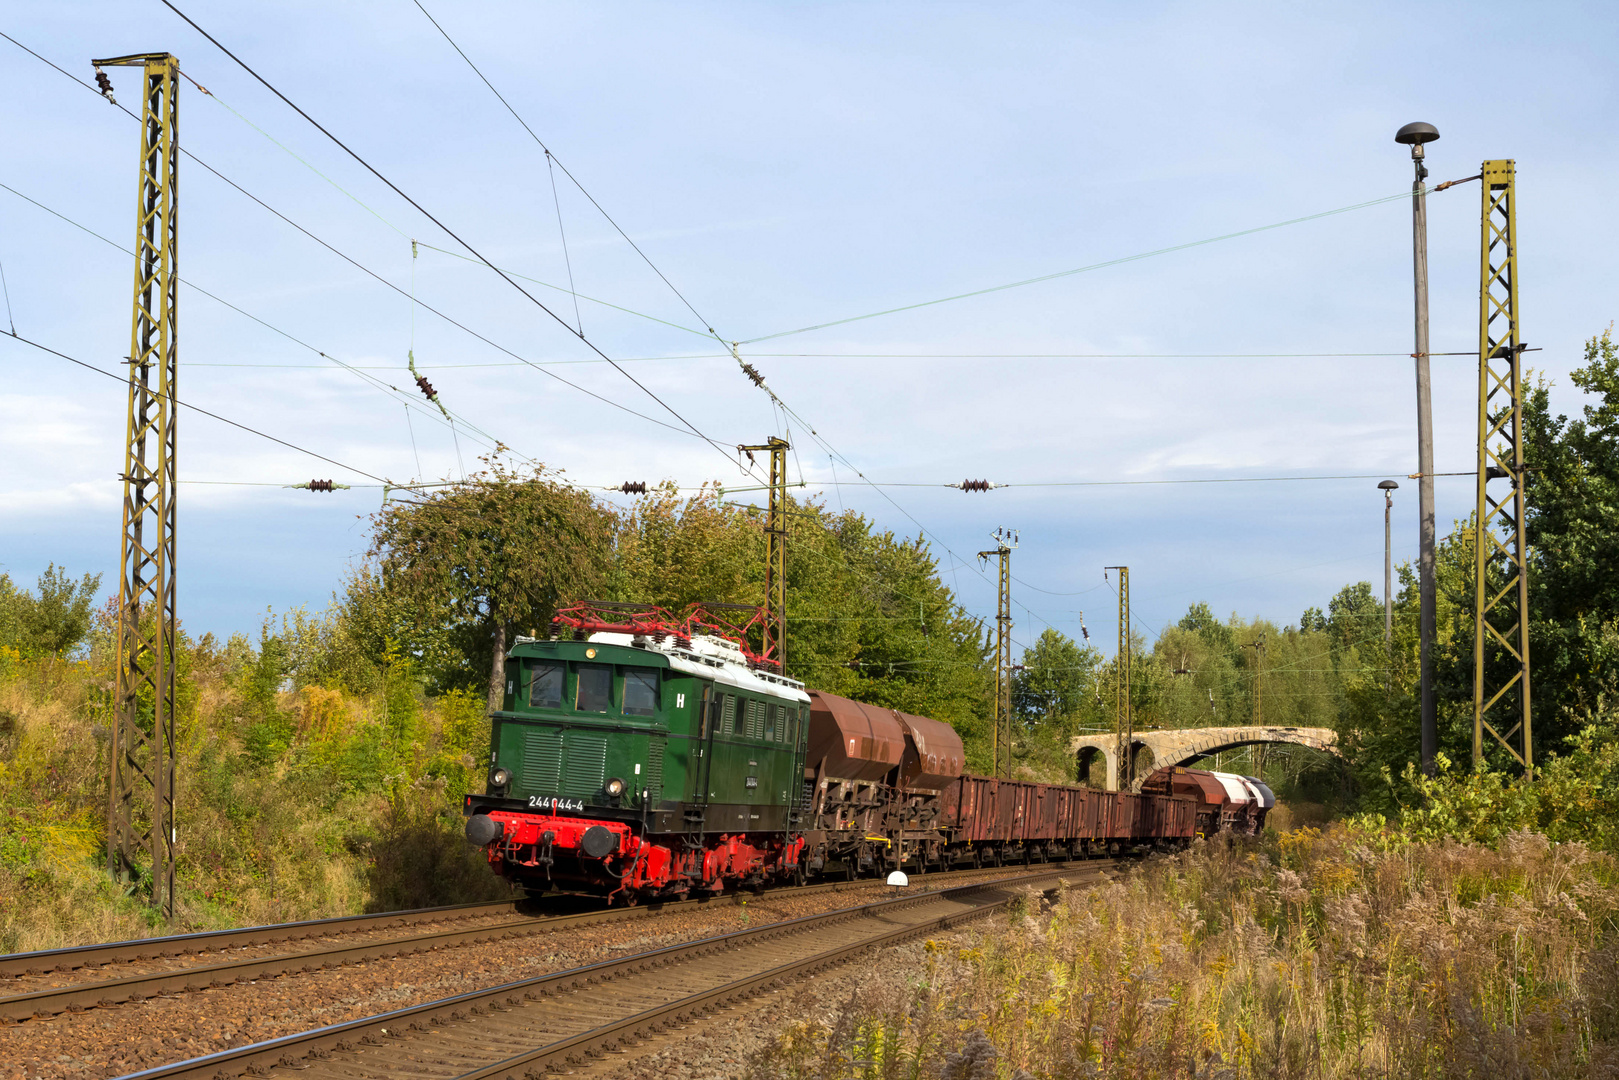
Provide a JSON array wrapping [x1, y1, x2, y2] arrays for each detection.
[[1012, 628, 1098, 733], [0, 565, 104, 658], [1520, 327, 1619, 749], [0, 573, 21, 651], [369, 459, 615, 708], [612, 486, 994, 767]]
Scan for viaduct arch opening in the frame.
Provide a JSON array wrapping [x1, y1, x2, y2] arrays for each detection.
[[1068, 726, 1341, 792]]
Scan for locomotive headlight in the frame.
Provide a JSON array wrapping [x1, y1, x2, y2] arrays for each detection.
[[488, 766, 512, 792], [605, 776, 626, 798]]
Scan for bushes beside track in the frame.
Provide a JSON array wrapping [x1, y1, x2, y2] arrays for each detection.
[[0, 606, 508, 953], [747, 823, 1619, 1078]]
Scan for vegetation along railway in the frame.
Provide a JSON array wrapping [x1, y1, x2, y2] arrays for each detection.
[[463, 602, 1274, 903]]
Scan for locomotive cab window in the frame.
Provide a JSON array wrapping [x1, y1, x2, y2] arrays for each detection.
[[528, 662, 563, 709], [763, 703, 776, 741], [576, 664, 612, 713], [622, 669, 658, 717]]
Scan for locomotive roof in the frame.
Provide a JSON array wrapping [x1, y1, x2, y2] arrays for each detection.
[[509, 631, 810, 704]]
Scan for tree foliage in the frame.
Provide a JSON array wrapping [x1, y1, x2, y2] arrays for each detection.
[[0, 564, 103, 659], [368, 459, 614, 705]]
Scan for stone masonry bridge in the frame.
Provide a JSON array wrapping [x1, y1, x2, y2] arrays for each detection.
[[1069, 726, 1341, 792]]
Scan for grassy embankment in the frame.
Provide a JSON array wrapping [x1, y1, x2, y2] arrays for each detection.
[[0, 631, 506, 955], [751, 825, 1619, 1079]]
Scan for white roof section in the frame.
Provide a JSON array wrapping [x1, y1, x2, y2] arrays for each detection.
[[1210, 772, 1252, 804], [1243, 777, 1277, 809], [582, 630, 810, 704]]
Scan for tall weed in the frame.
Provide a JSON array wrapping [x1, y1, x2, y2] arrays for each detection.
[[750, 826, 1619, 1079], [0, 601, 504, 951]]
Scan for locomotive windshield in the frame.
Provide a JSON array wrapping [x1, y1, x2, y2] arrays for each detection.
[[528, 662, 563, 708], [576, 664, 612, 712], [623, 670, 658, 716], [519, 657, 666, 720]]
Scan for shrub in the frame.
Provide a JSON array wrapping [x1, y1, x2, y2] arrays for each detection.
[[748, 825, 1619, 1078]]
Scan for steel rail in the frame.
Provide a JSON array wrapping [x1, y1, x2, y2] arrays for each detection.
[[117, 865, 1109, 1080], [0, 857, 1046, 978], [0, 898, 522, 979], [0, 858, 1115, 1019]]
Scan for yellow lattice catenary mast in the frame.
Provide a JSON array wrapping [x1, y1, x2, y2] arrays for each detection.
[[1105, 566, 1131, 790], [978, 530, 1016, 780], [1471, 159, 1532, 773], [738, 437, 789, 669], [95, 52, 180, 919]]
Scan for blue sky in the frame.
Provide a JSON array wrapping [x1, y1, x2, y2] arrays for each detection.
[[2, 1, 1615, 655]]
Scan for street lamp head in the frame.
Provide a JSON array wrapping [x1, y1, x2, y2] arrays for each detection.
[[1378, 479, 1400, 491], [1395, 121, 1439, 160], [1395, 122, 1440, 145]]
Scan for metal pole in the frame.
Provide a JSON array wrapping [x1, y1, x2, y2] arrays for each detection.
[[100, 52, 180, 920], [739, 437, 789, 671], [1105, 565, 1130, 790], [1385, 491, 1393, 647], [1397, 122, 1439, 777], [1384, 485, 1395, 693], [1379, 480, 1398, 667], [979, 529, 1017, 781], [990, 550, 1003, 777], [1472, 160, 1532, 773]]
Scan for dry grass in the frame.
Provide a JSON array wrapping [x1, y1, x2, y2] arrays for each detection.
[[0, 649, 501, 954], [749, 826, 1619, 1079]]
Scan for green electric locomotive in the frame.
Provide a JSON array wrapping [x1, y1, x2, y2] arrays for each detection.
[[462, 613, 811, 901]]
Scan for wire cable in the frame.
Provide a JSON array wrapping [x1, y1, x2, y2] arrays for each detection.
[[408, 0, 719, 336], [5, 333, 390, 483], [157, 0, 757, 483], [739, 190, 1416, 343], [0, 252, 15, 336], [545, 150, 583, 335], [0, 179, 522, 467], [1, 29, 705, 444]]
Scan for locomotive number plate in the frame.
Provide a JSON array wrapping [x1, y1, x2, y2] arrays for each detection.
[[526, 795, 586, 813]]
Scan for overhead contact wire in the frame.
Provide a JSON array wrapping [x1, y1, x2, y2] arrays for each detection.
[[0, 29, 699, 445], [6, 333, 389, 483], [740, 190, 1416, 343], [0, 252, 15, 336], [408, 0, 720, 336], [0, 180, 520, 469], [158, 0, 757, 483]]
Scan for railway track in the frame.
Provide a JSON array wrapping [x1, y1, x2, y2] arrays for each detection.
[[119, 863, 1109, 1080], [0, 858, 1116, 1022], [0, 897, 527, 979]]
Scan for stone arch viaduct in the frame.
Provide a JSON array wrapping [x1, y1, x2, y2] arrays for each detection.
[[1069, 726, 1341, 792]]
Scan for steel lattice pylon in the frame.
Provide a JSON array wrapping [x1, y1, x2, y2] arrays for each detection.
[[1472, 159, 1532, 772], [979, 530, 1016, 779], [739, 438, 789, 670], [1106, 566, 1132, 789], [97, 52, 179, 918]]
